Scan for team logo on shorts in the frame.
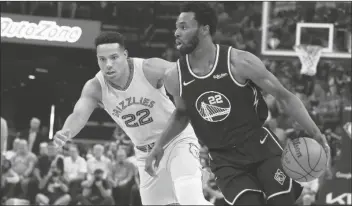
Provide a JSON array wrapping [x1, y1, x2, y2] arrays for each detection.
[[195, 91, 231, 122], [274, 168, 286, 185]]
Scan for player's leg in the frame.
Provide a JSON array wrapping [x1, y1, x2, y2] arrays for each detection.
[[135, 149, 179, 205], [235, 191, 264, 205], [214, 169, 266, 205], [256, 128, 303, 205], [167, 140, 212, 205], [256, 156, 303, 205]]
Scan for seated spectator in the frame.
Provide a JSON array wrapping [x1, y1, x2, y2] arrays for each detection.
[[1, 157, 20, 202], [77, 168, 115, 205], [4, 138, 20, 160], [63, 144, 87, 198], [10, 139, 37, 199], [109, 145, 136, 205], [39, 142, 48, 156], [36, 158, 71, 205], [105, 141, 118, 161], [86, 144, 111, 181], [4, 198, 30, 205], [129, 166, 142, 206], [17, 117, 46, 155], [33, 141, 60, 182], [31, 141, 60, 203], [318, 83, 342, 130]]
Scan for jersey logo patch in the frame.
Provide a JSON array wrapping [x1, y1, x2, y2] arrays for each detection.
[[195, 91, 231, 122], [213, 73, 228, 79]]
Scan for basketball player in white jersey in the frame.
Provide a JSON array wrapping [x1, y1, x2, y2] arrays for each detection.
[[53, 32, 211, 205]]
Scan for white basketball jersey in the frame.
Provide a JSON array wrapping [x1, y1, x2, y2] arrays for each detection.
[[96, 58, 183, 146]]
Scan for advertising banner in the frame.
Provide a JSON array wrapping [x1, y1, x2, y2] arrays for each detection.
[[316, 104, 351, 205], [1, 13, 101, 49]]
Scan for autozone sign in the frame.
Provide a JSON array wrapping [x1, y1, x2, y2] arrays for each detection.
[[1, 13, 101, 49], [1, 17, 82, 43]]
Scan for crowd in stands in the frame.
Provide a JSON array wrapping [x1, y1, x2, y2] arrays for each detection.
[[1, 118, 142, 206], [1, 2, 351, 206]]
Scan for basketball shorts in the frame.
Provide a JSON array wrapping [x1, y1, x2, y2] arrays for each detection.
[[135, 125, 203, 205], [208, 127, 303, 205]]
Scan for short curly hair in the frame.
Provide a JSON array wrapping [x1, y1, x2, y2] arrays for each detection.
[[95, 31, 126, 48], [180, 2, 218, 36]]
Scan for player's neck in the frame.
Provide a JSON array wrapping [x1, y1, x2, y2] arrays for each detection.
[[189, 40, 216, 61]]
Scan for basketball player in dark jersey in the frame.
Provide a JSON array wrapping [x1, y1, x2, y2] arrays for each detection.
[[145, 2, 330, 205]]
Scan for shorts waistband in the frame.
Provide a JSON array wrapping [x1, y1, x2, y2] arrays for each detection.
[[136, 142, 155, 153]]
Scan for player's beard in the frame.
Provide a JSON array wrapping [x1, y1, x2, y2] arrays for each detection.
[[179, 30, 200, 55]]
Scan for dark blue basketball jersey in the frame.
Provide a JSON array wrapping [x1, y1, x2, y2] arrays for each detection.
[[176, 44, 268, 149]]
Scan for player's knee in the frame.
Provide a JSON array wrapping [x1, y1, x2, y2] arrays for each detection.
[[173, 175, 211, 205], [235, 191, 264, 205]]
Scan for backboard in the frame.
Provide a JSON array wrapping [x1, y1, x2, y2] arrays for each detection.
[[261, 2, 351, 59]]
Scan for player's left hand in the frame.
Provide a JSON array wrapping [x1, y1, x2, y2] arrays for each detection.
[[314, 133, 331, 168], [145, 146, 164, 176]]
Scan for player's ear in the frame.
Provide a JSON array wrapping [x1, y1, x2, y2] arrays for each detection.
[[124, 49, 128, 57]]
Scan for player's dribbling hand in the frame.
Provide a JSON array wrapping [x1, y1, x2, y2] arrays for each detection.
[[145, 146, 164, 176], [314, 133, 331, 168], [53, 129, 71, 149]]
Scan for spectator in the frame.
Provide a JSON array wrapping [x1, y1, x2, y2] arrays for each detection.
[[4, 138, 20, 160], [113, 126, 129, 142], [1, 117, 8, 155], [10, 139, 37, 199], [62, 139, 73, 157], [77, 168, 115, 205], [63, 144, 87, 198], [318, 83, 342, 130], [109, 145, 136, 205], [105, 141, 118, 161], [17, 117, 46, 155], [31, 141, 60, 204], [128, 164, 142, 206], [39, 142, 48, 156], [86, 144, 111, 181], [36, 159, 71, 205], [1, 156, 20, 202], [34, 142, 60, 183], [40, 126, 49, 139]]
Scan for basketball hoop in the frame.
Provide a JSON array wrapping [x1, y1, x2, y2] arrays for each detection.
[[294, 44, 324, 76]]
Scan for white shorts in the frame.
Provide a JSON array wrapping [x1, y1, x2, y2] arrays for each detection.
[[135, 125, 202, 205]]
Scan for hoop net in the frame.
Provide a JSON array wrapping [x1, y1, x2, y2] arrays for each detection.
[[294, 44, 324, 76]]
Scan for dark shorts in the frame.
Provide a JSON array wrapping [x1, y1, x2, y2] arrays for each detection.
[[209, 127, 303, 205]]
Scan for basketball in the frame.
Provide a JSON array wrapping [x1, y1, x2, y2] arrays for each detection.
[[281, 137, 328, 182]]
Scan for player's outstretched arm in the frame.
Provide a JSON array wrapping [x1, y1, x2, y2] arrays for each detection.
[[54, 78, 100, 147], [145, 64, 190, 176], [230, 50, 330, 156]]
